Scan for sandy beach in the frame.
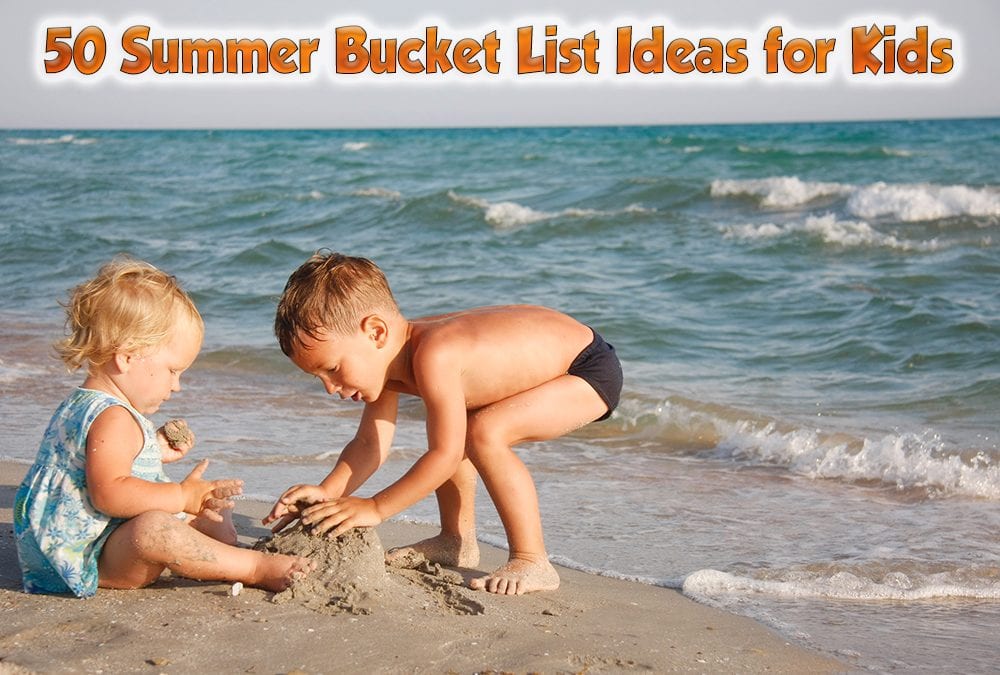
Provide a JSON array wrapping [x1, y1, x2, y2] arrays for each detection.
[[0, 461, 843, 674]]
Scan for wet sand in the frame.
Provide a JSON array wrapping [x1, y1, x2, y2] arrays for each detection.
[[0, 461, 844, 674]]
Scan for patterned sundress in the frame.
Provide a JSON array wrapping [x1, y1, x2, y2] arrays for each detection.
[[13, 387, 170, 597]]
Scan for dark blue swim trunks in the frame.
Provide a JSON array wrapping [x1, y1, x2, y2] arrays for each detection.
[[568, 328, 623, 421]]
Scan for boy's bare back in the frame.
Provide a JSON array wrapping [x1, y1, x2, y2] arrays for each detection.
[[388, 305, 595, 409]]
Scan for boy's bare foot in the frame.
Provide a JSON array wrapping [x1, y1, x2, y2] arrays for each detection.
[[469, 557, 560, 595], [385, 532, 480, 568], [252, 554, 316, 593]]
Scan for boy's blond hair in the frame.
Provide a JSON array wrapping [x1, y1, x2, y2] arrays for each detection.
[[274, 250, 398, 356], [56, 257, 203, 372]]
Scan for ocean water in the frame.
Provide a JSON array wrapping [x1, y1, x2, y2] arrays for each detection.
[[1, 120, 998, 672]]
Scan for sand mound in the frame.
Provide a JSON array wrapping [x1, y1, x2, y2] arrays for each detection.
[[253, 524, 485, 616], [254, 525, 386, 615]]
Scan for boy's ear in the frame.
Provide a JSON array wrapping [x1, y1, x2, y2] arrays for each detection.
[[360, 315, 389, 347]]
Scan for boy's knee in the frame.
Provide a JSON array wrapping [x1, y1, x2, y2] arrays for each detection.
[[465, 413, 511, 456]]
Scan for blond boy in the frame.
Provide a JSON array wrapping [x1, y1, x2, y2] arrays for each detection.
[[265, 251, 622, 594]]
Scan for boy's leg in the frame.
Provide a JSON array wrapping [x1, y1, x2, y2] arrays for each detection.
[[98, 510, 313, 592], [466, 374, 608, 595], [386, 457, 481, 567]]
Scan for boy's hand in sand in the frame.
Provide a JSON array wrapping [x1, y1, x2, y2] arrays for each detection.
[[300, 496, 383, 537], [180, 459, 243, 518], [264, 484, 330, 532], [157, 419, 196, 463]]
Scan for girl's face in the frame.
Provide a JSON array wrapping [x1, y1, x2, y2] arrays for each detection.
[[116, 316, 202, 415]]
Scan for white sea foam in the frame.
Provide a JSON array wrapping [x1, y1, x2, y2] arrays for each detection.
[[847, 182, 1000, 221], [711, 176, 851, 208], [0, 359, 52, 384], [633, 399, 1000, 499], [447, 191, 636, 229], [712, 176, 1000, 222], [683, 567, 1000, 602], [350, 187, 402, 199], [9, 134, 96, 146], [880, 146, 913, 158], [719, 422, 1000, 499], [342, 141, 370, 152], [721, 214, 939, 251]]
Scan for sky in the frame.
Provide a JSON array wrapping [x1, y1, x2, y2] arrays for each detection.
[[2, 0, 998, 128]]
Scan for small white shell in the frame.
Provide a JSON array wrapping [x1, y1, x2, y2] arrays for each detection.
[[231, 582, 244, 596]]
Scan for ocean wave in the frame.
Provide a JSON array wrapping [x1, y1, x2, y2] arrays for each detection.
[[719, 423, 1000, 499], [734, 144, 913, 159], [683, 565, 1000, 602], [8, 134, 97, 146], [612, 397, 999, 500], [342, 141, 370, 152], [711, 176, 851, 208], [721, 214, 939, 251], [847, 182, 1000, 222], [712, 176, 1000, 222], [0, 359, 57, 384], [350, 187, 402, 200], [447, 191, 644, 230]]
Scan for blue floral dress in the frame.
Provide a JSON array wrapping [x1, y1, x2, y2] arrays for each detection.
[[13, 388, 171, 597]]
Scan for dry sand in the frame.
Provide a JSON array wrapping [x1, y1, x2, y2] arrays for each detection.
[[0, 461, 845, 674]]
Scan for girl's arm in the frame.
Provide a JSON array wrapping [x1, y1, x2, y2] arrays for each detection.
[[85, 406, 239, 517]]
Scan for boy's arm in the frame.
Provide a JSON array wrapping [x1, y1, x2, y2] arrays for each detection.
[[299, 349, 467, 535], [263, 390, 398, 530], [86, 406, 241, 518], [371, 373, 466, 517], [322, 389, 399, 497]]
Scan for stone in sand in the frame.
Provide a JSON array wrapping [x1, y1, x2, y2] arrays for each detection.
[[161, 419, 193, 447], [254, 524, 387, 615]]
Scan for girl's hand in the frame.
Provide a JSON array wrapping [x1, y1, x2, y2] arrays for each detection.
[[263, 484, 331, 533], [179, 459, 243, 517], [158, 419, 195, 463], [197, 482, 242, 523], [300, 496, 383, 538]]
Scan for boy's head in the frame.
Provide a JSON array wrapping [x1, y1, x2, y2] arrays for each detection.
[[274, 250, 399, 357], [56, 256, 203, 372]]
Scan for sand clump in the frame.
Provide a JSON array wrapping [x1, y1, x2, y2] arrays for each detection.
[[161, 419, 194, 447]]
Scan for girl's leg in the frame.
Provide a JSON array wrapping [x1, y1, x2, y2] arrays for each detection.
[[466, 374, 608, 595], [98, 510, 313, 592], [189, 507, 238, 546]]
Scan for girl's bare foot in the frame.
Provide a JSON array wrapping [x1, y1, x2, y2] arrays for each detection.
[[251, 554, 315, 592], [470, 556, 560, 595], [385, 532, 480, 568]]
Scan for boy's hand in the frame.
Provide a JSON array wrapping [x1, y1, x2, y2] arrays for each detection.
[[158, 419, 195, 463], [180, 459, 243, 517], [263, 484, 330, 533], [300, 496, 383, 538]]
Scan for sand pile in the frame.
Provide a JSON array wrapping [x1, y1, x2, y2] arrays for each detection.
[[254, 524, 387, 615], [254, 523, 484, 616]]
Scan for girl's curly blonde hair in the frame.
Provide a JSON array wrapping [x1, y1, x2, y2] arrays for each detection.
[[56, 257, 203, 372]]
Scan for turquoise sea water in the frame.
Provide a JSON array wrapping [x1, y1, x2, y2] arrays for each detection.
[[1, 120, 998, 672]]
